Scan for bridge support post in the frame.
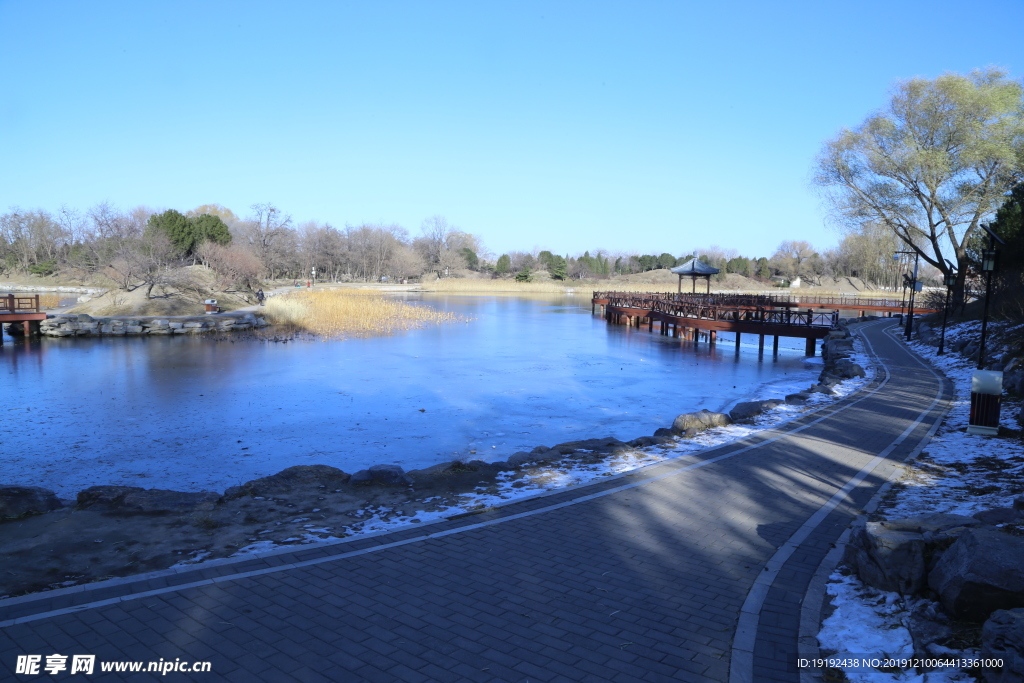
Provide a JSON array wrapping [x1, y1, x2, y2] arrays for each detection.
[[758, 335, 764, 355], [735, 333, 740, 353], [773, 336, 779, 357], [805, 337, 816, 356], [709, 331, 716, 345], [648, 317, 653, 332]]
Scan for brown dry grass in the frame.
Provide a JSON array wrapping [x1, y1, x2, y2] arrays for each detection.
[[263, 289, 467, 338]]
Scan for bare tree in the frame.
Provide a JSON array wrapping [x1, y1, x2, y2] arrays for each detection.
[[239, 203, 294, 279], [815, 68, 1024, 302]]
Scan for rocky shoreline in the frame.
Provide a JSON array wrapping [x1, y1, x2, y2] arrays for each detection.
[[21, 311, 271, 337]]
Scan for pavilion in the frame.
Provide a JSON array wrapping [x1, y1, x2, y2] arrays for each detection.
[[670, 258, 720, 293]]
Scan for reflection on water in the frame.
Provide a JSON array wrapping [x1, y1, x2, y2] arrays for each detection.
[[3, 294, 822, 495]]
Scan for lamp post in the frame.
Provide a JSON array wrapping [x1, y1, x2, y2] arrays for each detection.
[[967, 224, 1007, 436], [894, 250, 920, 340], [976, 224, 1004, 370], [937, 260, 956, 355]]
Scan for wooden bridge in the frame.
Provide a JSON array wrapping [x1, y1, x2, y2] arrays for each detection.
[[0, 295, 45, 345], [591, 291, 863, 356]]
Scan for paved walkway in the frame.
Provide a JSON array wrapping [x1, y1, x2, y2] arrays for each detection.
[[0, 320, 950, 682]]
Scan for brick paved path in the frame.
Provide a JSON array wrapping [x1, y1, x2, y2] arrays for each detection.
[[0, 320, 950, 682]]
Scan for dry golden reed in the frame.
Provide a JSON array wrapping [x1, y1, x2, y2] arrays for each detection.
[[263, 289, 466, 338]]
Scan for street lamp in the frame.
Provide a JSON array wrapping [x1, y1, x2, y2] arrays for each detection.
[[967, 224, 1007, 436], [894, 250, 920, 340], [977, 224, 1005, 370], [937, 260, 956, 355]]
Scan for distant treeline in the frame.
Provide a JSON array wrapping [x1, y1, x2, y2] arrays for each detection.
[[0, 201, 913, 294]]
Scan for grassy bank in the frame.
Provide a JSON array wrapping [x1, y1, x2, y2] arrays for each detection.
[[263, 288, 467, 338]]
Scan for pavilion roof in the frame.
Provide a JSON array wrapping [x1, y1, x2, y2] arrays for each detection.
[[670, 258, 720, 276]]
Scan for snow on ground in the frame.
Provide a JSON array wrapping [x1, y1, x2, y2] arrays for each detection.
[[818, 573, 972, 683], [818, 320, 1024, 682]]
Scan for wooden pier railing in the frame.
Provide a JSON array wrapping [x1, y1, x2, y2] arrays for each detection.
[[1, 294, 41, 314]]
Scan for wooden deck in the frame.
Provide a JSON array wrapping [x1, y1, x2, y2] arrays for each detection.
[[592, 292, 850, 355], [0, 295, 46, 344]]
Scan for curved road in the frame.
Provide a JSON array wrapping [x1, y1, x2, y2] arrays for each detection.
[[0, 319, 950, 682]]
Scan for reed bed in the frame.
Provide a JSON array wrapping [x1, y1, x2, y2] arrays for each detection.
[[36, 293, 63, 308], [263, 289, 467, 338]]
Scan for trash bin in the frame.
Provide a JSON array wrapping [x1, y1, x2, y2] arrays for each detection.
[[967, 370, 1002, 436], [204, 299, 218, 315]]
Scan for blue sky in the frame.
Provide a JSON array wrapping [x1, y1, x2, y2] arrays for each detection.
[[2, 0, 1022, 259]]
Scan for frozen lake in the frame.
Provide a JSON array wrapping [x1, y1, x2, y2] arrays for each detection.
[[3, 294, 823, 496]]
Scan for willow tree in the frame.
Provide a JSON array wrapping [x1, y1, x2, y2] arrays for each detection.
[[814, 68, 1024, 302]]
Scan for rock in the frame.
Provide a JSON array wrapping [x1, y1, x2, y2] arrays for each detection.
[[981, 609, 1024, 683], [928, 528, 1024, 622], [729, 400, 783, 423], [785, 392, 811, 404], [0, 486, 62, 519], [629, 436, 671, 447], [366, 464, 414, 486], [1014, 496, 1024, 512], [349, 470, 374, 486], [653, 427, 675, 438], [844, 522, 927, 595], [506, 452, 535, 467], [845, 514, 982, 595], [808, 383, 835, 395], [227, 465, 352, 497], [672, 409, 731, 434], [550, 437, 628, 454], [77, 485, 146, 509], [77, 486, 218, 513], [974, 507, 1023, 525], [835, 359, 867, 379], [118, 489, 220, 514]]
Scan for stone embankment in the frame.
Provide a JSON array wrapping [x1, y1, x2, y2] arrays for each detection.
[[35, 311, 269, 337], [0, 282, 107, 296]]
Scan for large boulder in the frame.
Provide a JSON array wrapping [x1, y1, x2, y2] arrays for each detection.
[[981, 609, 1024, 683], [225, 465, 351, 498], [974, 507, 1023, 525], [549, 437, 628, 455], [844, 514, 981, 595], [77, 485, 218, 514], [350, 464, 413, 487], [834, 359, 867, 379], [729, 400, 783, 423], [118, 489, 220, 514], [672, 409, 731, 435], [77, 485, 145, 509], [845, 523, 927, 595], [929, 528, 1024, 622], [0, 486, 62, 519]]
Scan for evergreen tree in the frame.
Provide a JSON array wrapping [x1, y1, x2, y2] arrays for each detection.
[[514, 267, 533, 282], [495, 254, 511, 275], [550, 255, 567, 280]]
